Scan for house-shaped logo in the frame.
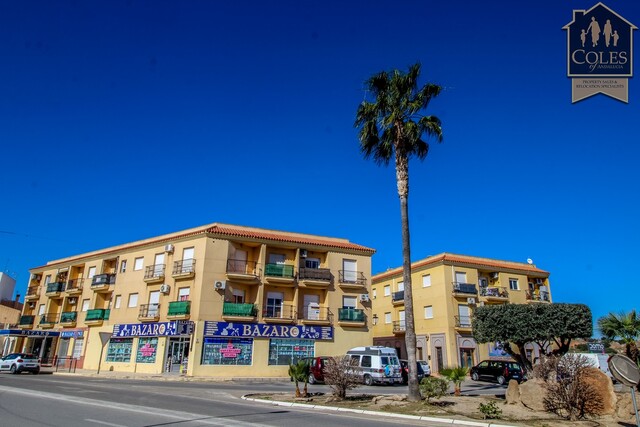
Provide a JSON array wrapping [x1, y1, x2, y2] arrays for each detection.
[[563, 3, 636, 102]]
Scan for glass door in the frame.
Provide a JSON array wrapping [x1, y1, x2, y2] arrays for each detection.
[[165, 337, 190, 373]]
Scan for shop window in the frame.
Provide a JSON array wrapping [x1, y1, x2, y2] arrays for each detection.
[[73, 339, 84, 358], [268, 338, 314, 365], [106, 338, 133, 362], [201, 338, 253, 366], [136, 337, 159, 363]]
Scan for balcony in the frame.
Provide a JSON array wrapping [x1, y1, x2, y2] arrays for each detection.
[[85, 308, 109, 325], [337, 308, 366, 327], [167, 300, 191, 320], [452, 282, 478, 296], [59, 311, 77, 327], [338, 270, 367, 290], [263, 303, 296, 324], [526, 290, 551, 303], [25, 286, 40, 301], [392, 290, 405, 306], [144, 264, 165, 283], [172, 259, 196, 280], [139, 304, 160, 322], [264, 264, 296, 285], [18, 315, 35, 329], [298, 267, 332, 288], [455, 315, 473, 329], [65, 278, 84, 295], [480, 286, 509, 302], [45, 282, 65, 297], [226, 259, 261, 283], [39, 314, 58, 329], [222, 302, 258, 321], [299, 305, 332, 325], [91, 274, 116, 292], [392, 320, 406, 334]]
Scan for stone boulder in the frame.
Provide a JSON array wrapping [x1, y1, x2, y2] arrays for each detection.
[[505, 379, 520, 404], [616, 392, 637, 423], [581, 367, 616, 415], [372, 394, 407, 406], [519, 379, 547, 412]]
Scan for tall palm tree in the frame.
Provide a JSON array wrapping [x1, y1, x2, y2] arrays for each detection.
[[598, 310, 640, 364], [355, 62, 443, 401]]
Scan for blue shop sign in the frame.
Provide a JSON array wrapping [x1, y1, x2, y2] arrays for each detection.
[[0, 329, 60, 337], [203, 321, 333, 340], [112, 321, 193, 338], [60, 330, 84, 339]]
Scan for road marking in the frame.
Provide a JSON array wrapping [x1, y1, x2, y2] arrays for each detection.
[[85, 419, 128, 427]]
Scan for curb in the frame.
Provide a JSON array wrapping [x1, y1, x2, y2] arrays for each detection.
[[51, 371, 290, 382], [240, 394, 519, 427]]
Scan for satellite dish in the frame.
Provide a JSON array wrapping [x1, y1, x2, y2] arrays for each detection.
[[609, 354, 640, 387], [526, 258, 533, 265]]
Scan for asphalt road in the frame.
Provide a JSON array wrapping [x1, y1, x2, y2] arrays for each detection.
[[0, 373, 508, 427]]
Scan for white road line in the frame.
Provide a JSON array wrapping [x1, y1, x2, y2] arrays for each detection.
[[85, 419, 128, 427]]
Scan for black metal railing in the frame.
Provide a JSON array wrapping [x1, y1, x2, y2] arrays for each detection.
[[139, 303, 161, 318], [338, 270, 367, 286], [66, 278, 84, 292], [526, 290, 550, 302], [263, 303, 296, 320], [300, 306, 332, 322], [392, 290, 405, 302], [54, 356, 78, 373], [455, 315, 472, 328], [298, 267, 331, 282], [39, 314, 58, 325], [392, 320, 406, 333], [172, 259, 196, 275], [92, 274, 116, 286], [144, 264, 165, 280], [226, 259, 261, 276], [60, 311, 77, 323], [480, 286, 508, 298], [452, 282, 478, 294], [26, 287, 39, 297], [19, 315, 35, 326], [46, 282, 65, 293]]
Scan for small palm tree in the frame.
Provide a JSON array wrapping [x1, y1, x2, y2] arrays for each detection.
[[598, 310, 640, 364], [440, 366, 469, 396], [288, 360, 310, 398]]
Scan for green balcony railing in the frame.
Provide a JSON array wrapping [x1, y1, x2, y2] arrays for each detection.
[[60, 311, 77, 323], [85, 309, 107, 321], [223, 302, 258, 317], [40, 314, 58, 325], [338, 308, 365, 322], [264, 263, 295, 278], [104, 309, 110, 320], [19, 315, 35, 326], [167, 300, 191, 316], [46, 282, 65, 293]]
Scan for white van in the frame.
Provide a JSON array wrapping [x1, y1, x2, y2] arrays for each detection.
[[345, 346, 402, 385]]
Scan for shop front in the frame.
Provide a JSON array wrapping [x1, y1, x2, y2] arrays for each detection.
[[0, 329, 60, 362]]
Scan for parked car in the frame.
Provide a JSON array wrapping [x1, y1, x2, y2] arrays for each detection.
[[470, 360, 524, 385], [299, 356, 330, 384], [400, 359, 425, 384], [345, 346, 402, 385], [417, 360, 431, 377], [0, 353, 40, 374]]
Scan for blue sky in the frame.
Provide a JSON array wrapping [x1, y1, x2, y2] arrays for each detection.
[[1, 0, 639, 333]]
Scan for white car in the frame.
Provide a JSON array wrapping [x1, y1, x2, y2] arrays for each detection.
[[0, 353, 40, 374], [418, 360, 431, 376]]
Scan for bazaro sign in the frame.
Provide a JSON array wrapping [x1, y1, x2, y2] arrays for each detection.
[[203, 321, 333, 340]]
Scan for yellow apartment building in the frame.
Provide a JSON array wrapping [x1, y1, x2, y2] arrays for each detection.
[[371, 253, 551, 373], [13, 223, 375, 377]]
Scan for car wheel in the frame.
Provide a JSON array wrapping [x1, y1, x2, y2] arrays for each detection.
[[497, 375, 506, 385], [471, 372, 479, 381], [363, 374, 373, 386], [10, 365, 17, 374], [308, 373, 316, 385]]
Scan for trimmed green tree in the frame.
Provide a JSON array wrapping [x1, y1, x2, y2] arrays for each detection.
[[597, 310, 640, 364]]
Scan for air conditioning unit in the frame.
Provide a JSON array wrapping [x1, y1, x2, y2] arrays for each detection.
[[535, 278, 544, 285], [68, 297, 77, 305], [164, 244, 174, 253], [490, 272, 499, 280], [359, 294, 370, 303], [467, 297, 477, 305], [160, 284, 171, 294], [300, 249, 308, 258], [214, 280, 226, 290]]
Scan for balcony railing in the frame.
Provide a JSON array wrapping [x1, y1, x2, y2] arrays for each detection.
[[338, 308, 365, 322], [455, 315, 472, 328], [526, 290, 551, 302], [60, 311, 78, 323], [392, 290, 405, 302], [26, 287, 39, 297], [139, 303, 160, 318], [46, 282, 65, 293], [168, 300, 191, 316], [452, 282, 478, 295], [392, 320, 406, 333], [40, 314, 58, 325], [300, 305, 332, 322], [19, 315, 35, 326], [264, 263, 295, 278], [480, 286, 509, 298], [172, 259, 196, 275], [226, 259, 261, 276], [223, 302, 258, 317], [298, 267, 331, 282], [144, 264, 165, 280], [66, 278, 84, 292], [91, 274, 116, 286], [85, 309, 108, 321], [338, 270, 367, 286], [263, 303, 296, 320]]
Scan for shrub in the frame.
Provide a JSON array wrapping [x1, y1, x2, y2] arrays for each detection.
[[288, 360, 310, 397], [419, 376, 449, 403], [532, 354, 559, 382], [478, 400, 503, 419], [439, 366, 469, 396], [322, 356, 361, 400]]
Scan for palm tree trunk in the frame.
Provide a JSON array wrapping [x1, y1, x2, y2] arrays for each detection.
[[395, 146, 420, 402]]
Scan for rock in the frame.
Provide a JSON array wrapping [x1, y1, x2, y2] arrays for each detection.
[[505, 379, 520, 404], [519, 379, 547, 411], [372, 394, 407, 406], [581, 367, 616, 415], [616, 392, 637, 423]]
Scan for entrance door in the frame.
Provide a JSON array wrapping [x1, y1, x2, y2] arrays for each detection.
[[266, 292, 284, 318], [435, 347, 444, 372], [154, 253, 165, 276], [459, 348, 474, 369], [182, 247, 194, 273], [343, 259, 357, 282], [165, 337, 190, 373], [148, 291, 160, 317]]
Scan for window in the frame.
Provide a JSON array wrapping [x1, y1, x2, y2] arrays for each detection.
[[372, 288, 377, 299], [136, 337, 158, 363], [38, 304, 45, 315], [44, 275, 51, 286], [88, 267, 96, 279], [342, 259, 357, 282], [232, 289, 245, 304], [397, 281, 404, 292], [178, 287, 190, 301], [269, 253, 285, 264], [343, 296, 357, 309], [265, 291, 284, 318], [202, 337, 253, 365], [182, 247, 195, 269], [133, 257, 144, 271], [128, 293, 138, 308], [305, 257, 320, 269], [455, 271, 467, 284], [509, 278, 519, 290], [422, 274, 431, 287], [72, 339, 84, 358], [114, 295, 122, 309], [384, 285, 391, 296], [268, 338, 314, 365], [106, 338, 133, 362], [361, 355, 372, 368], [120, 260, 127, 273], [424, 306, 434, 319], [384, 312, 391, 324], [81, 299, 90, 312]]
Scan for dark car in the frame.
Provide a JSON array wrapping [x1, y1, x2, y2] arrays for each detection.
[[0, 353, 40, 374], [299, 356, 330, 384], [400, 359, 425, 385], [470, 360, 524, 385]]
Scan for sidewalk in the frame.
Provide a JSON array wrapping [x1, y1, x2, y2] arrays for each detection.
[[51, 368, 290, 382]]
